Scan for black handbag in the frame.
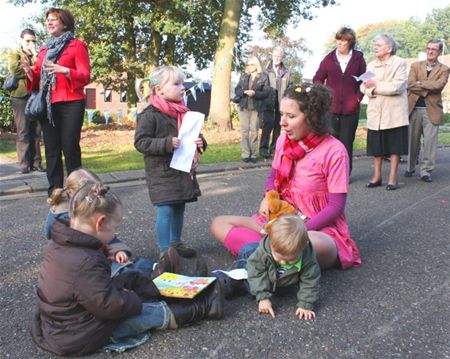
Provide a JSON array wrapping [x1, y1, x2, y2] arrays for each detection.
[[25, 80, 49, 122], [2, 74, 18, 91], [232, 94, 242, 104]]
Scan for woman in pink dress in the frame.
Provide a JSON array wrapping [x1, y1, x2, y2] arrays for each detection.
[[210, 83, 361, 270]]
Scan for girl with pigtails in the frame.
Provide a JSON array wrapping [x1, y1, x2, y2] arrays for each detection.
[[32, 182, 223, 356]]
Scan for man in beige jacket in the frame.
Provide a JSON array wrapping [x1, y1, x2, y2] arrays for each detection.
[[405, 39, 449, 183]]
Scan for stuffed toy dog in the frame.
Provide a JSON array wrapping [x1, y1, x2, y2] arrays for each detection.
[[261, 190, 298, 234]]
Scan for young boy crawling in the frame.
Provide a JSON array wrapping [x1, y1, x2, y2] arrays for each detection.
[[216, 214, 321, 319]]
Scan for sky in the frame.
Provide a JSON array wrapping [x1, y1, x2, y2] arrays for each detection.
[[1, 0, 448, 80]]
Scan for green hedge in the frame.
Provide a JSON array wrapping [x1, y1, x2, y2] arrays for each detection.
[[0, 77, 14, 131]]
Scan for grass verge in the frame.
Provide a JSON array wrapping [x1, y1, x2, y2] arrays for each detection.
[[2, 127, 450, 174]]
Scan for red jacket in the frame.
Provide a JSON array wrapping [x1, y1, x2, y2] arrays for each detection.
[[313, 49, 366, 115], [27, 38, 90, 103]]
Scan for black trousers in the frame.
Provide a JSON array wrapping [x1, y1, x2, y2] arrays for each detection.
[[330, 112, 359, 174], [40, 100, 85, 196], [259, 110, 274, 157], [269, 107, 281, 154]]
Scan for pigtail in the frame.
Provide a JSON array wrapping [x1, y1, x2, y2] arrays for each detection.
[[70, 182, 121, 222], [47, 187, 69, 206]]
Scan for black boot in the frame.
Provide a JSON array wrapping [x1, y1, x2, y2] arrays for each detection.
[[151, 247, 181, 280], [171, 241, 197, 258], [211, 271, 248, 300], [167, 280, 224, 327]]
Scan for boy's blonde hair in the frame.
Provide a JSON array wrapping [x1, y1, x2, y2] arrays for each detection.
[[69, 182, 122, 223], [269, 215, 309, 257], [48, 168, 101, 206]]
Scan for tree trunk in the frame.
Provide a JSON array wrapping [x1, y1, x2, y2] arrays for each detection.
[[209, 0, 242, 130]]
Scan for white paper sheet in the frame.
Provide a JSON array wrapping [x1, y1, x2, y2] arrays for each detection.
[[211, 268, 248, 280], [170, 111, 205, 173], [353, 70, 376, 82]]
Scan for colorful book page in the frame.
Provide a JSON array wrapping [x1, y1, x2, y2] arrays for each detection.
[[153, 272, 216, 299]]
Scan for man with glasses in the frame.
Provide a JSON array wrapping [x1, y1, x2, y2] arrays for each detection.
[[405, 39, 449, 183], [7, 29, 44, 174]]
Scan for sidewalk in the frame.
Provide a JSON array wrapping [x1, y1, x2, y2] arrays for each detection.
[[0, 155, 279, 196], [0, 148, 432, 196]]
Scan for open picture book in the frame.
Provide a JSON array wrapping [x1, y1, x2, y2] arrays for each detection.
[[152, 272, 216, 299]]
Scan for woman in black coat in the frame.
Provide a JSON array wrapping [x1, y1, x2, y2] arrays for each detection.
[[234, 56, 271, 163]]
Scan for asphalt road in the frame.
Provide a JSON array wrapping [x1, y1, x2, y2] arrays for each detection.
[[1, 150, 449, 359]]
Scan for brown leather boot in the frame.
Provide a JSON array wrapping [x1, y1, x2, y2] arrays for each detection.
[[167, 280, 224, 327], [150, 247, 181, 279]]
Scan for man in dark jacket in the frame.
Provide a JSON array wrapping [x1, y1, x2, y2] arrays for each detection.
[[7, 29, 44, 173]]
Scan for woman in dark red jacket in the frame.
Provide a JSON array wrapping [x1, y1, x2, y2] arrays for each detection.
[[313, 27, 366, 174], [22, 8, 90, 196]]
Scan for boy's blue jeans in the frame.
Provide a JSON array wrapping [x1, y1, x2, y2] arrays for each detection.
[[111, 301, 171, 341], [231, 242, 259, 269], [104, 301, 172, 352], [155, 203, 185, 252]]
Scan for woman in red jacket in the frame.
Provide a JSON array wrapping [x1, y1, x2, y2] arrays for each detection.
[[22, 8, 90, 196], [313, 27, 366, 175]]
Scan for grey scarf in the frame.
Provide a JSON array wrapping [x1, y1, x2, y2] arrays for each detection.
[[40, 31, 74, 125]]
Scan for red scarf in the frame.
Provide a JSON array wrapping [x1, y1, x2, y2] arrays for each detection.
[[150, 94, 189, 129], [275, 133, 326, 196]]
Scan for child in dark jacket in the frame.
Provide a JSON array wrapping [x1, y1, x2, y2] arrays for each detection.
[[134, 65, 206, 256], [215, 215, 321, 320], [31, 182, 224, 356], [44, 168, 134, 266]]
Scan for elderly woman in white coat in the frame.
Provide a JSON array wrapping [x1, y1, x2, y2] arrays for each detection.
[[361, 34, 408, 191]]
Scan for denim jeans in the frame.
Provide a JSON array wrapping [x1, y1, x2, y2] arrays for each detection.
[[231, 242, 259, 269], [111, 257, 157, 278], [155, 203, 186, 251], [44, 210, 70, 239], [104, 301, 171, 352]]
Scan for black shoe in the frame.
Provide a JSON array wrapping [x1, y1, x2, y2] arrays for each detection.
[[212, 271, 247, 300], [20, 166, 30, 174], [167, 280, 224, 327], [250, 157, 257, 163], [242, 157, 250, 163], [404, 170, 415, 178], [32, 164, 46, 172], [171, 241, 197, 257], [366, 179, 382, 188], [386, 183, 399, 191], [420, 175, 432, 183]]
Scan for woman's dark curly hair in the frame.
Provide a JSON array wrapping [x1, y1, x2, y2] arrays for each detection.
[[283, 83, 333, 135]]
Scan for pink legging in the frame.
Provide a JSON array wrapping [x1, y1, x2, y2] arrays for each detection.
[[223, 214, 265, 256]]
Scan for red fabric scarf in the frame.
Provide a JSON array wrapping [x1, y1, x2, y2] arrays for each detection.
[[150, 94, 189, 129], [275, 133, 326, 196]]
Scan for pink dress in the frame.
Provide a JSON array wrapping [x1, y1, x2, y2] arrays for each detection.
[[273, 133, 361, 269]]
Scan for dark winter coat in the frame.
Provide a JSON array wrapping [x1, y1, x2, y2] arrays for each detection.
[[134, 105, 206, 204], [266, 61, 291, 105], [247, 236, 321, 310], [30, 220, 142, 356], [234, 71, 271, 112], [313, 49, 366, 115]]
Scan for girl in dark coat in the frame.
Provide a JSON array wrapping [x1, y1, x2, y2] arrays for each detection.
[[135, 66, 206, 256], [31, 182, 223, 356]]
